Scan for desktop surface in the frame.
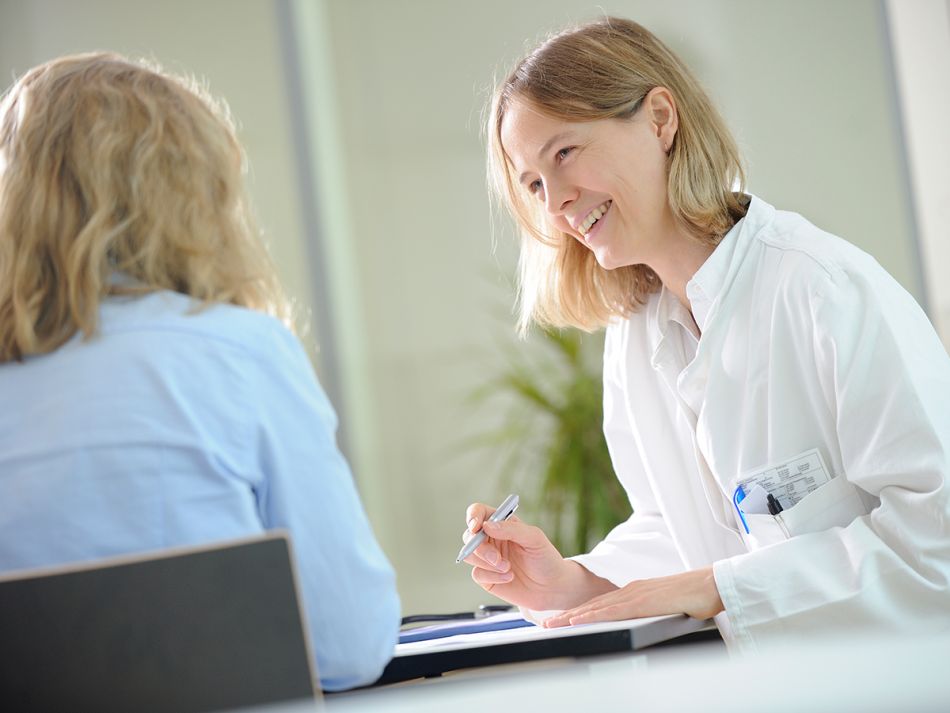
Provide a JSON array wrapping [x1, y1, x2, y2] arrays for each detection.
[[325, 632, 950, 713]]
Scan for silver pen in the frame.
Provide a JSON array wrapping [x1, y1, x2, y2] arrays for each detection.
[[456, 494, 519, 563]]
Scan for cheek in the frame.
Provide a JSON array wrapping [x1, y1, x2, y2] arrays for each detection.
[[618, 171, 667, 223], [644, 153, 671, 196], [546, 214, 573, 235], [609, 144, 669, 203]]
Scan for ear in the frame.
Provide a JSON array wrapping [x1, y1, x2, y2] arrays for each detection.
[[644, 87, 678, 153]]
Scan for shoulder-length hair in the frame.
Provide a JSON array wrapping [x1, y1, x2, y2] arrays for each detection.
[[487, 17, 746, 334], [0, 52, 290, 362]]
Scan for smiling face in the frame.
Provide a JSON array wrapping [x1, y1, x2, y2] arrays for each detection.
[[500, 91, 679, 271]]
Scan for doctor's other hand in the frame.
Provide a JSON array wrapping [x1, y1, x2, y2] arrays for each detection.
[[542, 567, 725, 628], [461, 503, 615, 612]]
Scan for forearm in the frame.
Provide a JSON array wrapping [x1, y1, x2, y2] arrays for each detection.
[[544, 565, 724, 628]]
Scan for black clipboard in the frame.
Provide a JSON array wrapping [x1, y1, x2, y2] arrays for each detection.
[[376, 613, 718, 685]]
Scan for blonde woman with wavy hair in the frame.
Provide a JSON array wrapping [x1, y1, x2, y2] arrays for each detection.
[[0, 53, 399, 691], [0, 52, 288, 361], [462, 18, 950, 651]]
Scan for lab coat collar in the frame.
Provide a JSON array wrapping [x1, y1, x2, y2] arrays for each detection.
[[649, 287, 696, 372], [649, 194, 776, 369], [686, 194, 776, 333], [656, 285, 697, 339]]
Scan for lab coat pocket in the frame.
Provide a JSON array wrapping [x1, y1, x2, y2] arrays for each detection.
[[776, 473, 870, 537], [742, 511, 790, 549]]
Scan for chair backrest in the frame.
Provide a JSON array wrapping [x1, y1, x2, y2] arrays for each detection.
[[0, 532, 318, 713]]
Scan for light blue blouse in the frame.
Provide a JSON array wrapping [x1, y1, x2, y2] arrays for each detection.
[[0, 290, 399, 691]]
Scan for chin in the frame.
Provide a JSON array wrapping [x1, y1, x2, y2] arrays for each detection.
[[593, 249, 623, 271]]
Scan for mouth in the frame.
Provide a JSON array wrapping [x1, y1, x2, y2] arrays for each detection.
[[578, 200, 612, 237]]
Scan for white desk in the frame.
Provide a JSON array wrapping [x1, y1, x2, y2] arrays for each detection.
[[320, 632, 950, 712]]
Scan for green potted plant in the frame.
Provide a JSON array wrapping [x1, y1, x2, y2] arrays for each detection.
[[467, 326, 630, 556]]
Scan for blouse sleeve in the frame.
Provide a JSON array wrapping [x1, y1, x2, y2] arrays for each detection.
[[249, 323, 400, 691]]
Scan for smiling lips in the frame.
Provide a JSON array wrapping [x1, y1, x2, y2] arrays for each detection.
[[578, 200, 612, 236]]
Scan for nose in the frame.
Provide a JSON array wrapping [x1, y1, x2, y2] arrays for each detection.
[[542, 176, 576, 217]]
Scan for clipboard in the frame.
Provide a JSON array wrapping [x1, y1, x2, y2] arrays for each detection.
[[377, 613, 717, 685]]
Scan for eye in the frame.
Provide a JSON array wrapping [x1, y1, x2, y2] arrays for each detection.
[[556, 146, 574, 162], [528, 178, 544, 196]]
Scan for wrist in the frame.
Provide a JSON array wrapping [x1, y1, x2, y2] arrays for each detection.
[[547, 560, 617, 610], [693, 566, 724, 618]]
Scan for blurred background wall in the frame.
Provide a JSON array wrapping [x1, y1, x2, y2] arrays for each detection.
[[1, 0, 946, 617]]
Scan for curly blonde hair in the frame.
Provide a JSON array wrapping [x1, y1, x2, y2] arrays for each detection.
[[0, 52, 290, 362], [488, 18, 746, 334]]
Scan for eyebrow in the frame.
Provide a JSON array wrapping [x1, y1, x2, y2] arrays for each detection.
[[517, 131, 575, 185]]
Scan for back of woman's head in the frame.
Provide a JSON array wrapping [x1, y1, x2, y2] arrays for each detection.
[[488, 17, 745, 333], [0, 52, 288, 362]]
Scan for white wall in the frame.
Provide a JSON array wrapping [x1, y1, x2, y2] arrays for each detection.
[[886, 0, 950, 348]]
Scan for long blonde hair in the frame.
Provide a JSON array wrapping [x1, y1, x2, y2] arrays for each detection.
[[487, 18, 746, 334], [0, 52, 290, 362]]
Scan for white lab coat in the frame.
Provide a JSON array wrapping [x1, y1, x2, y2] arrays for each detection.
[[572, 195, 950, 652]]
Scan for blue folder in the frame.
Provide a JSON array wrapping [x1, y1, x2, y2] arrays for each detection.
[[399, 615, 534, 644]]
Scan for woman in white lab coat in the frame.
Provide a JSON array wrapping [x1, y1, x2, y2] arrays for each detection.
[[461, 17, 950, 650]]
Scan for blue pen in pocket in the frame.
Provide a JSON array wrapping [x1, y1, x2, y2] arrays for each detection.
[[733, 485, 750, 534]]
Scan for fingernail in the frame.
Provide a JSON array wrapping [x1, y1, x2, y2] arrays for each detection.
[[485, 550, 499, 565], [468, 518, 477, 531], [500, 572, 513, 582]]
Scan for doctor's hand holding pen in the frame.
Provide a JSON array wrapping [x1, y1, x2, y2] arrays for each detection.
[[461, 499, 724, 626]]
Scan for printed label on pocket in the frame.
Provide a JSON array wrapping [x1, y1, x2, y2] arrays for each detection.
[[738, 448, 831, 511]]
